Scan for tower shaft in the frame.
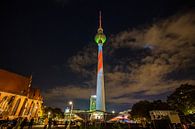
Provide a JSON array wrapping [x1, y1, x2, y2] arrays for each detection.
[[96, 44, 105, 112]]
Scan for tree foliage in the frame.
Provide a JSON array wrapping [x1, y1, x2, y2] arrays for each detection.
[[167, 83, 195, 115], [131, 100, 153, 120], [43, 106, 64, 119], [131, 100, 171, 120], [151, 100, 171, 110], [131, 84, 195, 120]]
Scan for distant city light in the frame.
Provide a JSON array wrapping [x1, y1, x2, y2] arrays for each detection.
[[65, 108, 70, 113], [91, 95, 96, 98], [69, 101, 73, 105]]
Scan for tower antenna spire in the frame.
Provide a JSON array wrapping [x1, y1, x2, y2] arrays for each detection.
[[95, 11, 106, 44], [99, 11, 102, 29]]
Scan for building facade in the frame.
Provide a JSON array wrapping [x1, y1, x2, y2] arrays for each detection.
[[0, 69, 43, 120], [90, 95, 96, 111]]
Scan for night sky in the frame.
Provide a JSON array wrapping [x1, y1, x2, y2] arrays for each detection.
[[0, 0, 194, 112]]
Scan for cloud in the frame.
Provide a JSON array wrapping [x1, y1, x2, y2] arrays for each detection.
[[44, 85, 94, 100], [44, 10, 195, 109]]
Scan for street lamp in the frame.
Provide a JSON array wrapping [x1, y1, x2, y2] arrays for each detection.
[[66, 101, 73, 129], [48, 112, 51, 118], [69, 101, 73, 118], [69, 101, 73, 105]]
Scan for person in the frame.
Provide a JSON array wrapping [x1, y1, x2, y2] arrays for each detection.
[[48, 118, 52, 129], [64, 121, 68, 129], [28, 118, 34, 129], [76, 121, 81, 129], [20, 117, 27, 129], [53, 120, 57, 127], [14, 117, 23, 129], [43, 117, 48, 129], [182, 123, 188, 129], [12, 118, 18, 127]]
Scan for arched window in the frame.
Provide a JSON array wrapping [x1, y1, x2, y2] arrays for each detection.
[[12, 98, 21, 115], [5, 96, 15, 111], [0, 96, 8, 109], [19, 98, 28, 116], [27, 101, 35, 116], [34, 102, 40, 117], [8, 96, 15, 105], [25, 101, 32, 115], [30, 102, 35, 116]]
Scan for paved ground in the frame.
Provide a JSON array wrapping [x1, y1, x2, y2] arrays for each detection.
[[23, 125, 68, 129]]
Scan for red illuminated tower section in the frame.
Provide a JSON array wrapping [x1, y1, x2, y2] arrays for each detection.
[[94, 11, 106, 112]]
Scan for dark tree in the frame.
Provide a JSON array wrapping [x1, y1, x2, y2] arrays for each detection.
[[167, 83, 195, 115], [43, 106, 53, 118], [53, 108, 64, 118], [131, 100, 172, 121], [131, 100, 153, 120], [151, 100, 171, 110], [43, 106, 64, 119]]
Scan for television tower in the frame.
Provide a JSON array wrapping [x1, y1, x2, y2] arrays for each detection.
[[95, 11, 106, 112]]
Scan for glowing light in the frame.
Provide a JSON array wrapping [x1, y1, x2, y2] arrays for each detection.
[[69, 101, 73, 105], [65, 108, 70, 113], [91, 95, 96, 98]]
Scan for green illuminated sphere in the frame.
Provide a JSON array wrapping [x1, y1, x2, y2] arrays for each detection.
[[95, 32, 106, 44]]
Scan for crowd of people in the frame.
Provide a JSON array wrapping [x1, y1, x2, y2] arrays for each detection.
[[0, 117, 82, 129], [0, 117, 34, 129], [0, 117, 194, 129]]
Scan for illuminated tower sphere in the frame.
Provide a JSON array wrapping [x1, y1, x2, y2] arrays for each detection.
[[95, 11, 106, 112], [95, 12, 106, 44]]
